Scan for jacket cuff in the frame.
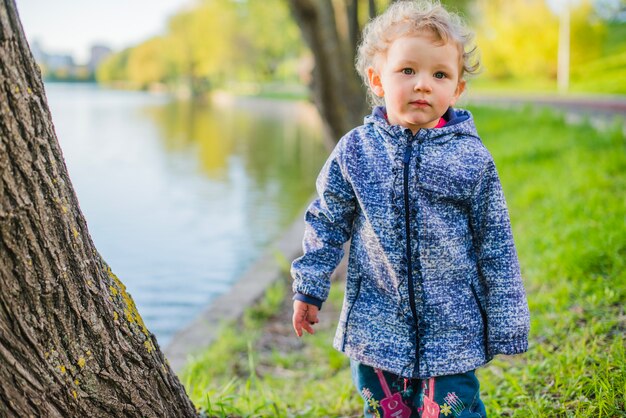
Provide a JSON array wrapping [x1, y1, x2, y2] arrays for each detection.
[[489, 335, 528, 356], [293, 293, 323, 310]]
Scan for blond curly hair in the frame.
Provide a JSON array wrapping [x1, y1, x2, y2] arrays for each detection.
[[356, 0, 480, 105]]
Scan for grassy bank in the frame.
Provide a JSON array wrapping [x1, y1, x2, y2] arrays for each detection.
[[181, 106, 625, 417]]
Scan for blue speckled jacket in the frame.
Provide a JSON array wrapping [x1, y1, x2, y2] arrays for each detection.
[[291, 107, 530, 379]]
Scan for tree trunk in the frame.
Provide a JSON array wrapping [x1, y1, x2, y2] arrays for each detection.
[[288, 0, 368, 147], [0, 1, 198, 416], [347, 0, 359, 59], [368, 0, 377, 19]]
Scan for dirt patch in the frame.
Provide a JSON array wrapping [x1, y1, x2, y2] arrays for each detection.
[[254, 256, 347, 375]]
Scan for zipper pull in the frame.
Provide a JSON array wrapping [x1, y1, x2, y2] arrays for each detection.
[[403, 143, 413, 164]]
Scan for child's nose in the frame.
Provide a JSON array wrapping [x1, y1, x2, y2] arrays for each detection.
[[413, 75, 432, 92]]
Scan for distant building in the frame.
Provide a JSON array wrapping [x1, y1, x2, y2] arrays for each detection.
[[28, 40, 112, 81], [88, 45, 112, 73], [46, 54, 75, 72]]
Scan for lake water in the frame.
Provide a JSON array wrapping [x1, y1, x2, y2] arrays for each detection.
[[45, 83, 328, 346]]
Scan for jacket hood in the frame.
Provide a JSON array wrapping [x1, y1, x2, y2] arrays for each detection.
[[364, 106, 480, 144]]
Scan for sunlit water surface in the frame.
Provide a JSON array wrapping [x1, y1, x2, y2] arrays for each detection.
[[45, 83, 327, 346]]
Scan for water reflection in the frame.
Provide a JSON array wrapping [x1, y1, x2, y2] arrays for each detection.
[[45, 83, 327, 346]]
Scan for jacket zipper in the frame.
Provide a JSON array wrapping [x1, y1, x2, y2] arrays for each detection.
[[403, 141, 420, 375]]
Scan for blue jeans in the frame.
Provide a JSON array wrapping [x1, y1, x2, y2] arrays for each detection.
[[351, 360, 487, 417]]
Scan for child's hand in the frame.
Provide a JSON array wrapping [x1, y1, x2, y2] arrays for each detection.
[[292, 300, 319, 337]]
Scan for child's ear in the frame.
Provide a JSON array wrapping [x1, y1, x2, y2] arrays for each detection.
[[450, 79, 466, 106], [367, 67, 384, 97]]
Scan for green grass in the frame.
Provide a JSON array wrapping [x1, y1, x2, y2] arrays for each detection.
[[469, 77, 560, 95], [604, 21, 626, 56], [471, 106, 625, 416], [570, 49, 626, 95], [181, 106, 625, 417], [181, 276, 360, 417]]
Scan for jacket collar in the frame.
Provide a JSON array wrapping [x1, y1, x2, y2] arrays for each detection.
[[364, 106, 480, 145]]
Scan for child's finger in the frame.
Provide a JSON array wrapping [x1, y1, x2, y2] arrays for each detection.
[[301, 320, 315, 335], [292, 310, 303, 337]]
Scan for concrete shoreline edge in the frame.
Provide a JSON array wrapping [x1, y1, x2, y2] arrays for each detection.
[[164, 210, 307, 374]]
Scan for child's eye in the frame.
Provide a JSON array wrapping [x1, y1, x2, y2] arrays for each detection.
[[434, 71, 447, 79], [401, 68, 414, 75]]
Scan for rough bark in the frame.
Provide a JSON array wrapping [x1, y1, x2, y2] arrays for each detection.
[[288, 0, 368, 147], [0, 1, 198, 416]]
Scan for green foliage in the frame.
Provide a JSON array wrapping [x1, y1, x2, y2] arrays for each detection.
[[440, 0, 474, 14], [166, 1, 239, 88], [471, 0, 626, 94], [96, 48, 131, 85], [603, 20, 626, 55], [570, 49, 626, 94], [94, 0, 626, 96], [569, 18, 626, 94], [127, 37, 170, 89], [473, 0, 558, 80], [234, 1, 304, 83], [569, 1, 608, 68], [182, 106, 625, 416], [96, 0, 302, 95]]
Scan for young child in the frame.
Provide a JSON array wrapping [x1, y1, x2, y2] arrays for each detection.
[[291, 1, 530, 416]]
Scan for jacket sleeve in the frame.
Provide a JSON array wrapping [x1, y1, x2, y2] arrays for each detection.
[[470, 159, 530, 357], [291, 146, 356, 304]]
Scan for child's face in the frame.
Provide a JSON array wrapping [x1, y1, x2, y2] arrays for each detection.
[[367, 33, 466, 134]]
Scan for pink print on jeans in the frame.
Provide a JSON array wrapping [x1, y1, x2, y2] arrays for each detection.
[[443, 392, 465, 415]]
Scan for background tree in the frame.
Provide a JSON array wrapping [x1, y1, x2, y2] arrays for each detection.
[[287, 0, 369, 144], [0, 1, 197, 415], [473, 0, 606, 82], [236, 0, 304, 83], [97, 0, 302, 98], [96, 48, 131, 87], [126, 37, 169, 90]]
